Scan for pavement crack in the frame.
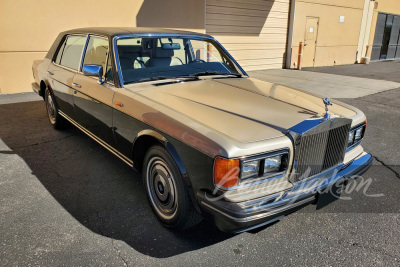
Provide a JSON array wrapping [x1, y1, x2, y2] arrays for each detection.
[[11, 134, 75, 149], [374, 156, 400, 179], [111, 239, 129, 267]]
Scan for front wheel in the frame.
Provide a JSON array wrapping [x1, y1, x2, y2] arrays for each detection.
[[143, 145, 202, 231], [44, 88, 68, 130]]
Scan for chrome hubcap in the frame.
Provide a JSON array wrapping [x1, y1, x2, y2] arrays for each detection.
[[146, 157, 178, 220], [46, 91, 56, 124]]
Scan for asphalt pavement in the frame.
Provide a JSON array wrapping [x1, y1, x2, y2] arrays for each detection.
[[303, 60, 400, 83], [1, 62, 399, 266]]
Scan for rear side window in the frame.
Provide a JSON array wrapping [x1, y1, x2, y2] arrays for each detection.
[[59, 35, 87, 71]]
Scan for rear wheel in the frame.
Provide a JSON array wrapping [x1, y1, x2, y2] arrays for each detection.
[[45, 88, 68, 130], [143, 145, 202, 231]]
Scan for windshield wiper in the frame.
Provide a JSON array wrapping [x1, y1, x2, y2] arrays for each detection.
[[171, 75, 200, 81], [189, 71, 242, 78], [137, 76, 169, 83], [137, 75, 200, 83]]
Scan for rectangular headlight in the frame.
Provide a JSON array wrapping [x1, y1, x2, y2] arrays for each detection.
[[355, 127, 364, 140], [348, 122, 366, 148], [240, 151, 289, 181], [264, 155, 282, 174], [241, 160, 260, 179], [348, 130, 355, 145]]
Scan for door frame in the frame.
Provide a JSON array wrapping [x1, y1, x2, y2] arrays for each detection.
[[304, 16, 320, 67]]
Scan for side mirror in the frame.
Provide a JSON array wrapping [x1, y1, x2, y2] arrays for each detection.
[[83, 65, 104, 84]]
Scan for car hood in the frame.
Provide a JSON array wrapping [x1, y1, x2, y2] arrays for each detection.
[[135, 77, 357, 143]]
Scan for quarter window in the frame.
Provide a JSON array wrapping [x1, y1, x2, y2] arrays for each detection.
[[55, 39, 67, 65], [59, 35, 87, 71]]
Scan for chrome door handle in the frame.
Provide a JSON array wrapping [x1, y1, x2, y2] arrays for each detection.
[[48, 71, 54, 75], [72, 83, 81, 88]]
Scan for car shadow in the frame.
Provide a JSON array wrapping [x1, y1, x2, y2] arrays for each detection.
[[0, 101, 233, 258]]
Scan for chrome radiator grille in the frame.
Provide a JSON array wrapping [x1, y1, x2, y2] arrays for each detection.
[[293, 120, 351, 181]]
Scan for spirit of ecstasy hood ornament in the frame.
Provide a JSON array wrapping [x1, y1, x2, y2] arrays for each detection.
[[322, 98, 332, 120]]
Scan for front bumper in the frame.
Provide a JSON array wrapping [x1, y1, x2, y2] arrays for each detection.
[[198, 152, 373, 233]]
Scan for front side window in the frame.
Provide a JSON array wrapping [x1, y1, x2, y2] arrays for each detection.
[[83, 36, 109, 75], [116, 36, 243, 84], [59, 35, 87, 71]]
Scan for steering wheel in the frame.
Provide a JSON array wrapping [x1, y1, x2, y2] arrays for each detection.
[[189, 59, 206, 63]]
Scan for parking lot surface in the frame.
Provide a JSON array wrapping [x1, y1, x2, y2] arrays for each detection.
[[1, 65, 399, 266]]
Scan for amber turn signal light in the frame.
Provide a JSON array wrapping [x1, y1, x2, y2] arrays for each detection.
[[214, 157, 240, 188]]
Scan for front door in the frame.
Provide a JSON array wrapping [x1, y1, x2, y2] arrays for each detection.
[[303, 17, 319, 67], [72, 35, 116, 147]]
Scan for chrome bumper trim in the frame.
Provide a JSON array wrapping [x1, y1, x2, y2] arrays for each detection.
[[201, 195, 315, 223], [32, 82, 40, 95], [58, 110, 134, 168], [199, 152, 373, 233]]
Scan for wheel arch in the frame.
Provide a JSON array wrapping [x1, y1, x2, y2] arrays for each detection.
[[132, 129, 188, 176], [133, 129, 200, 213], [40, 79, 53, 99]]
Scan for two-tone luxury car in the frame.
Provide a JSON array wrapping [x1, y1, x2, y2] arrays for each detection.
[[32, 28, 372, 233]]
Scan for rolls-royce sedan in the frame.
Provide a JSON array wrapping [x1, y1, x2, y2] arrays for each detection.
[[32, 27, 372, 233]]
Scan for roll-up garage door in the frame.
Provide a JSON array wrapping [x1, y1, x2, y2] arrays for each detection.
[[206, 0, 290, 71]]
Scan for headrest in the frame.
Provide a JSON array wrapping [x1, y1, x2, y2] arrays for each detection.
[[154, 48, 174, 58]]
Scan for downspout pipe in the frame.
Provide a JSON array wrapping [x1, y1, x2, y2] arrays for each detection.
[[285, 0, 297, 69]]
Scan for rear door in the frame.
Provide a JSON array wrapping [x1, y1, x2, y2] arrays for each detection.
[[72, 35, 116, 147], [47, 35, 87, 120]]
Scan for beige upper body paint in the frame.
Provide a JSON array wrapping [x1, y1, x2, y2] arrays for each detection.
[[116, 76, 365, 159]]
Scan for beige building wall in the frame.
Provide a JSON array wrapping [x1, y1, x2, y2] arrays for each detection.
[[356, 0, 375, 61], [0, 0, 205, 94], [289, 0, 365, 68], [366, 0, 400, 58], [206, 0, 291, 71]]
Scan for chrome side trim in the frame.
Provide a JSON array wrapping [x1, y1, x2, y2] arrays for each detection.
[[51, 62, 78, 74], [58, 110, 134, 167], [201, 195, 315, 222]]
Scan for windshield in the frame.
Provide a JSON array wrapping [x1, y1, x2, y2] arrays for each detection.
[[115, 36, 244, 84]]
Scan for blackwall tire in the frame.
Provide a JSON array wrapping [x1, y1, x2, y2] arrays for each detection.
[[143, 145, 202, 231], [44, 88, 68, 130]]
